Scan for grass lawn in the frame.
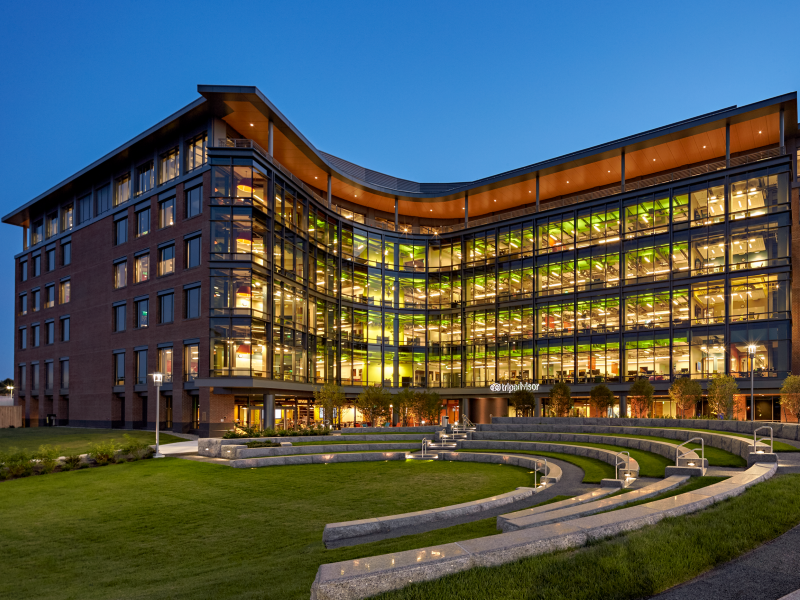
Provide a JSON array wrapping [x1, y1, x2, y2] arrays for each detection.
[[373, 474, 800, 600], [628, 426, 799, 452], [467, 449, 616, 483], [0, 427, 185, 455], [0, 458, 537, 600]]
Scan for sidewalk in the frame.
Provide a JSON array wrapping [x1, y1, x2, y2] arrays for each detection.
[[154, 440, 198, 455]]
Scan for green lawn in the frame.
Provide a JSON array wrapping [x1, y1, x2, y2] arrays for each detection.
[[373, 474, 800, 600], [0, 427, 185, 455], [628, 426, 799, 452], [0, 458, 537, 600], [467, 449, 616, 483]]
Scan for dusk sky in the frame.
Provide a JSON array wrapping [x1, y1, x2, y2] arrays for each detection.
[[0, 0, 797, 376]]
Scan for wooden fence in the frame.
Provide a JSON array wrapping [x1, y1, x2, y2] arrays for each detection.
[[0, 405, 23, 428]]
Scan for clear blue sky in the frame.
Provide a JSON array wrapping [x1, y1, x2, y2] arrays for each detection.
[[0, 0, 797, 376]]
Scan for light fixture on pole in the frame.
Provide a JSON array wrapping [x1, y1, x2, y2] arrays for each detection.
[[747, 345, 756, 422], [6, 385, 13, 405], [151, 372, 165, 458]]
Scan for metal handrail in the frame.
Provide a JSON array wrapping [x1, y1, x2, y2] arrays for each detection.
[[420, 438, 430, 458], [676, 437, 706, 475], [615, 450, 631, 480], [534, 457, 548, 488], [753, 426, 774, 454]]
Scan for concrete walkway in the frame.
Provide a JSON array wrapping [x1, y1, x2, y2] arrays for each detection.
[[154, 440, 198, 455], [649, 523, 800, 600]]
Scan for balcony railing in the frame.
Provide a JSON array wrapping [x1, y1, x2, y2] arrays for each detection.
[[217, 139, 784, 236]]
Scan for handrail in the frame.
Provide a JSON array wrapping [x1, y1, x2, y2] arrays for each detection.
[[420, 438, 430, 458], [676, 437, 706, 475], [753, 426, 774, 454], [615, 450, 631, 481], [534, 457, 548, 488]]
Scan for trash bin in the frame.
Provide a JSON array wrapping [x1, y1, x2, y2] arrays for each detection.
[[441, 416, 449, 427], [46, 414, 57, 427]]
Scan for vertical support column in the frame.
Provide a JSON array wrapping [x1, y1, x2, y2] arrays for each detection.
[[725, 123, 731, 168], [22, 226, 28, 250], [779, 106, 785, 152], [459, 398, 468, 422], [535, 174, 540, 211], [534, 395, 541, 418], [620, 150, 626, 193], [394, 197, 399, 231], [464, 192, 469, 227], [327, 174, 332, 208], [268, 120, 274, 156], [263, 394, 275, 430], [392, 403, 399, 426], [619, 393, 627, 418]]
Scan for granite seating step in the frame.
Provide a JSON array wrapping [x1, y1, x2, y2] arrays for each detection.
[[497, 487, 615, 528]]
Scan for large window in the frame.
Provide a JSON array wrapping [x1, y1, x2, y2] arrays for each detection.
[[537, 257, 575, 296], [159, 198, 174, 228], [730, 214, 790, 271], [689, 179, 725, 227], [31, 220, 43, 245], [61, 205, 73, 232], [78, 193, 92, 223], [46, 321, 54, 345], [730, 274, 788, 322], [114, 261, 127, 289], [135, 298, 149, 328], [186, 185, 202, 218], [114, 352, 125, 385], [45, 284, 54, 309], [62, 242, 71, 266], [115, 175, 131, 206], [689, 227, 726, 276], [536, 340, 574, 384], [186, 134, 207, 172], [575, 252, 620, 290], [185, 287, 200, 319], [537, 215, 575, 254], [60, 360, 69, 389], [537, 301, 575, 337], [114, 304, 126, 332], [185, 236, 201, 268], [689, 327, 726, 379], [159, 148, 179, 184], [624, 331, 671, 382], [576, 203, 620, 247], [32, 289, 40, 312], [115, 218, 128, 245], [624, 237, 670, 282], [159, 293, 174, 323], [158, 245, 175, 276], [729, 321, 790, 380], [184, 344, 199, 381], [60, 280, 70, 304], [61, 316, 70, 342], [46, 249, 55, 271], [136, 162, 154, 196], [19, 294, 27, 316], [210, 207, 266, 262], [690, 280, 725, 326], [19, 327, 26, 350], [96, 184, 111, 215], [32, 324, 39, 347], [136, 350, 148, 385], [729, 171, 788, 220], [158, 348, 173, 382], [136, 207, 150, 237]]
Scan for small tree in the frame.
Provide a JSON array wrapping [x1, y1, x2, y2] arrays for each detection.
[[354, 385, 392, 427], [707, 374, 739, 419], [668, 377, 702, 418], [780, 374, 800, 423], [629, 378, 655, 418], [394, 388, 417, 426], [509, 389, 536, 417], [589, 384, 615, 418], [549, 381, 572, 417], [313, 382, 346, 429], [414, 390, 443, 425]]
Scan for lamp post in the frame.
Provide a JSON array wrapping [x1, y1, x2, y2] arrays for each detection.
[[6, 385, 13, 404], [747, 345, 756, 422], [151, 372, 165, 458]]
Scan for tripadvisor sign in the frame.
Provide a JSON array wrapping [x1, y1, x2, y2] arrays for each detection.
[[489, 383, 540, 393]]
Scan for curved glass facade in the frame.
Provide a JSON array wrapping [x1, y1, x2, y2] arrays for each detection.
[[208, 156, 792, 390]]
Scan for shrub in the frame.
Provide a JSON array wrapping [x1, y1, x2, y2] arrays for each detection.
[[62, 454, 83, 471], [34, 445, 63, 474], [120, 434, 154, 460], [88, 440, 119, 466], [2, 447, 34, 479], [245, 441, 281, 448]]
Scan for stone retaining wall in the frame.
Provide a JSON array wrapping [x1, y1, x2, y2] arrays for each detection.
[[230, 451, 408, 469], [228, 442, 419, 459], [198, 434, 426, 458]]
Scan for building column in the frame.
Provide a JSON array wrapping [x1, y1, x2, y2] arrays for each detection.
[[535, 174, 539, 211], [392, 404, 399, 426], [780, 106, 785, 151], [268, 120, 274, 156], [263, 394, 275, 430], [327, 174, 332, 208], [725, 123, 731, 168], [619, 393, 627, 418], [464, 193, 469, 226], [394, 197, 399, 230], [535, 395, 542, 418], [459, 398, 469, 422], [621, 150, 626, 192]]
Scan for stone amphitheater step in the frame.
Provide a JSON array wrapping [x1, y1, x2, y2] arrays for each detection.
[[497, 487, 615, 528]]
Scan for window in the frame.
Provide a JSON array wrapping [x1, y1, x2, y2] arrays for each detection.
[[46, 321, 54, 345], [45, 284, 55, 309], [61, 205, 73, 231], [115, 174, 131, 206], [31, 220, 43, 245], [60, 280, 70, 304], [185, 287, 200, 319], [19, 294, 27, 316], [136, 207, 150, 237], [61, 317, 70, 342], [78, 193, 92, 223], [96, 184, 111, 215], [32, 289, 40, 312], [18, 366, 25, 392], [45, 362, 53, 390], [159, 293, 174, 324], [136, 350, 148, 385], [730, 214, 790, 271], [186, 185, 202, 218], [115, 217, 128, 245], [32, 363, 39, 390], [158, 347, 173, 382], [114, 304, 126, 332], [46, 249, 55, 271], [114, 353, 125, 385], [186, 134, 207, 171], [729, 274, 789, 322], [160, 148, 179, 184], [185, 236, 201, 268], [135, 255, 150, 283], [19, 328, 26, 350], [159, 198, 174, 228], [20, 260, 27, 282], [114, 261, 127, 289], [62, 242, 71, 266], [33, 255, 41, 277], [135, 298, 149, 328], [136, 162, 154, 196], [46, 214, 58, 238], [184, 344, 199, 381], [158, 245, 175, 275], [32, 324, 40, 347], [60, 359, 69, 389]]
